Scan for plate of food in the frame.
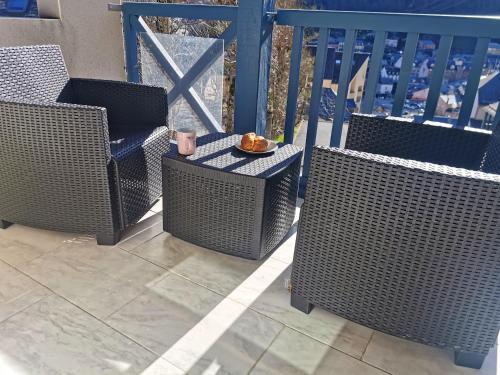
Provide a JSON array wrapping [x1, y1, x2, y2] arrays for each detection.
[[235, 133, 278, 155]]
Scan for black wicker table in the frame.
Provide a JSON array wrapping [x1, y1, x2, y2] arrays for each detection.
[[162, 133, 302, 260]]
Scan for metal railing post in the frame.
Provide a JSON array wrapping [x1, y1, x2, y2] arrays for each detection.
[[233, 0, 276, 135]]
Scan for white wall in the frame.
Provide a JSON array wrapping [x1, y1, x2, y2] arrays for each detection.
[[0, 0, 126, 80]]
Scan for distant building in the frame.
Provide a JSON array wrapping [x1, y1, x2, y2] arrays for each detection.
[[410, 88, 458, 117], [417, 59, 430, 79], [377, 82, 393, 95], [385, 38, 398, 48], [444, 58, 468, 81], [418, 40, 436, 51], [394, 56, 403, 69], [437, 94, 458, 117], [377, 66, 399, 95], [488, 43, 500, 56], [321, 50, 370, 110], [471, 72, 500, 127]]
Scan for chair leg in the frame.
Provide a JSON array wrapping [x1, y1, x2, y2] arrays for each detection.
[[291, 293, 314, 314], [96, 230, 121, 246], [0, 220, 12, 229], [454, 350, 487, 369]]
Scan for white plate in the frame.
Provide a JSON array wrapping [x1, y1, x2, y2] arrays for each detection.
[[234, 140, 278, 155]]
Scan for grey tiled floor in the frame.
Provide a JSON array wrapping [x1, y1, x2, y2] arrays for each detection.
[[0, 201, 497, 374]]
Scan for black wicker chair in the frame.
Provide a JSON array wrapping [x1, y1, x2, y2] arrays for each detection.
[[0, 45, 170, 245], [291, 113, 500, 369]]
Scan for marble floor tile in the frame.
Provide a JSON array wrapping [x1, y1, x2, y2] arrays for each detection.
[[129, 232, 264, 296], [0, 225, 79, 266], [0, 261, 51, 322], [19, 241, 168, 319], [119, 214, 164, 252], [106, 272, 224, 355], [362, 332, 497, 375], [107, 273, 283, 375], [250, 327, 386, 375], [229, 261, 373, 359], [0, 294, 157, 375]]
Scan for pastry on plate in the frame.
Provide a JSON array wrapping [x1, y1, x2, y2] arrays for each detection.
[[241, 132, 256, 151]]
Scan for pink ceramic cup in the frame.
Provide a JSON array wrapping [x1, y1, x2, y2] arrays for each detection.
[[177, 128, 197, 156]]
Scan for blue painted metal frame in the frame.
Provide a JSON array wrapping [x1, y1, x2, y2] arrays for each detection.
[[121, 2, 239, 133], [391, 32, 418, 117], [119, 3, 500, 197], [283, 26, 304, 144], [122, 0, 276, 135], [330, 29, 357, 148], [234, 0, 276, 135], [300, 27, 329, 196], [360, 30, 387, 114], [457, 37, 490, 127], [134, 16, 224, 132], [123, 2, 237, 21], [275, 10, 500, 38], [422, 35, 453, 121]]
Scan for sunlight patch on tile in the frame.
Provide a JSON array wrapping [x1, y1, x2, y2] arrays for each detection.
[[156, 255, 290, 374]]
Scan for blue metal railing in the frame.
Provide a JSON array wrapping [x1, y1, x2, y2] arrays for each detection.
[[115, 2, 500, 195]]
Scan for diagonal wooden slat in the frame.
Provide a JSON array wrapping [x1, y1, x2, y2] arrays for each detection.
[[135, 17, 223, 132], [422, 35, 453, 121], [456, 37, 490, 127], [283, 26, 304, 145], [392, 32, 419, 117], [360, 30, 387, 114], [330, 29, 357, 147], [168, 23, 237, 104], [301, 27, 329, 193]]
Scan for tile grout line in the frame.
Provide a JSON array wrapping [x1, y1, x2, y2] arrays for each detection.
[[0, 259, 166, 363], [245, 324, 287, 375], [1, 232, 390, 375], [361, 329, 375, 360], [113, 251, 392, 374]]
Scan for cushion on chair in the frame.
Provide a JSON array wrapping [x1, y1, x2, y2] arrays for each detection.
[[109, 126, 170, 227]]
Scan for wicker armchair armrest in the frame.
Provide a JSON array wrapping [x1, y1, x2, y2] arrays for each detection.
[[320, 146, 500, 183], [0, 98, 117, 235], [294, 145, 500, 356], [64, 78, 168, 133]]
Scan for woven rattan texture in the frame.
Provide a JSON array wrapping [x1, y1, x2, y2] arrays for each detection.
[[165, 133, 302, 178], [346, 114, 490, 170], [0, 45, 69, 102], [68, 78, 168, 134], [262, 157, 301, 255], [0, 100, 116, 235], [0, 45, 170, 242], [292, 146, 500, 354], [112, 126, 170, 227], [163, 133, 302, 259], [482, 125, 500, 174]]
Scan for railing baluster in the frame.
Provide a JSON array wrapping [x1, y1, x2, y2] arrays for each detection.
[[360, 30, 387, 114], [300, 27, 329, 195], [330, 29, 357, 147], [123, 13, 140, 83], [456, 37, 490, 127], [422, 35, 453, 121], [392, 32, 419, 117], [284, 26, 304, 144]]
